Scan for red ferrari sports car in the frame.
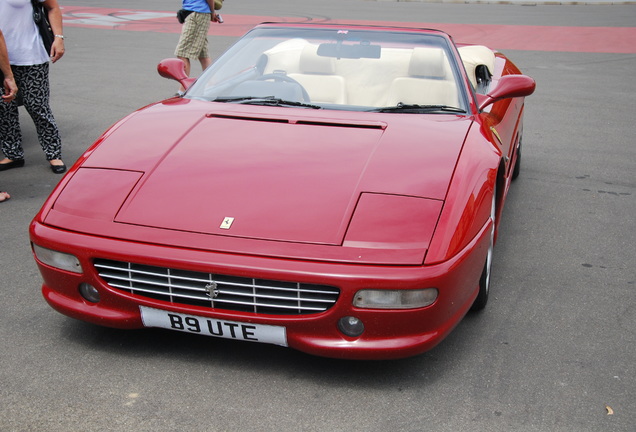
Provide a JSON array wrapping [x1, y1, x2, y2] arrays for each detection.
[[30, 23, 534, 360]]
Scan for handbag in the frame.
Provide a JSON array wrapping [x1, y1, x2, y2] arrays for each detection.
[[31, 0, 55, 53], [176, 9, 193, 24]]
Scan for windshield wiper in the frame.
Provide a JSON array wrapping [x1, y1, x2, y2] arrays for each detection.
[[368, 103, 466, 113], [213, 96, 321, 109]]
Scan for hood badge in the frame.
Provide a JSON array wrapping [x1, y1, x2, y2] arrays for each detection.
[[220, 217, 235, 230]]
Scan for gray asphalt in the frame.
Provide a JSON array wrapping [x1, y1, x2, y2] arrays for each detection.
[[1, 1, 634, 431]]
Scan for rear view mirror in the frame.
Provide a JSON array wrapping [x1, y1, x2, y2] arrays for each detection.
[[317, 42, 381, 59]]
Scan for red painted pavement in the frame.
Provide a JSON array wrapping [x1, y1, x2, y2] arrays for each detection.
[[60, 6, 636, 54]]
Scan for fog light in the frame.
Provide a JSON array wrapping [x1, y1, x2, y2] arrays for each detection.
[[354, 288, 438, 309], [338, 316, 365, 337], [32, 244, 82, 274], [79, 283, 100, 303]]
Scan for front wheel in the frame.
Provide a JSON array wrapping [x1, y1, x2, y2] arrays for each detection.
[[471, 187, 496, 311]]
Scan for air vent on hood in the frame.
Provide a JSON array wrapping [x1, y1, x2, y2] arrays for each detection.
[[206, 113, 386, 130], [296, 120, 385, 130], [206, 113, 289, 124]]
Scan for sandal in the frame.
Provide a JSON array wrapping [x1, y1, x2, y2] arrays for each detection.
[[0, 191, 10, 203]]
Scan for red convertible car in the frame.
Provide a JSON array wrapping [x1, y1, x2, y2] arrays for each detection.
[[30, 23, 534, 359]]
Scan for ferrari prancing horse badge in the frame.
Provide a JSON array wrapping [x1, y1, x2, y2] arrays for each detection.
[[220, 217, 234, 229]]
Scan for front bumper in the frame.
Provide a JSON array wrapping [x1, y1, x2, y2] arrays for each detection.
[[30, 220, 490, 360]]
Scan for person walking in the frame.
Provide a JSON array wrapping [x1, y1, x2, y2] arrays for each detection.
[[174, 0, 223, 94], [0, 0, 67, 174], [1, 28, 19, 202]]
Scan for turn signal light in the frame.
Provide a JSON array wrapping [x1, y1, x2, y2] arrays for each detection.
[[353, 288, 438, 309], [32, 244, 82, 274]]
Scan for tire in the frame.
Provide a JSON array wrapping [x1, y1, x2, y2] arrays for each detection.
[[471, 187, 496, 311], [511, 135, 522, 180]]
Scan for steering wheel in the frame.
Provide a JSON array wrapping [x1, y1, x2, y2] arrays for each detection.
[[257, 73, 311, 102]]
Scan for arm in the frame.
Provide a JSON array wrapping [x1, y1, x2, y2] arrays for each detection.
[[206, 0, 220, 22], [42, 0, 65, 63], [0, 30, 18, 101]]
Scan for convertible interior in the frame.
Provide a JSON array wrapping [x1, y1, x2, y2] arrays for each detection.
[[201, 35, 497, 109]]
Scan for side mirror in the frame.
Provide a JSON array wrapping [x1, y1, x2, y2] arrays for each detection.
[[478, 74, 536, 111], [157, 58, 196, 90]]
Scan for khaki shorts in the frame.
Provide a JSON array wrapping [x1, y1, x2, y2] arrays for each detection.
[[174, 12, 211, 59]]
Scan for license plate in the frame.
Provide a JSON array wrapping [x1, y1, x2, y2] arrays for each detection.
[[140, 306, 288, 347]]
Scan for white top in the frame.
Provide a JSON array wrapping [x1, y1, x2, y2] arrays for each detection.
[[0, 0, 50, 66]]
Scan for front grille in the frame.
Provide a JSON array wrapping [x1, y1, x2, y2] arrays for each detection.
[[94, 259, 340, 315]]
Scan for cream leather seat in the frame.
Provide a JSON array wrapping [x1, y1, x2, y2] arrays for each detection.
[[288, 45, 347, 104], [458, 45, 495, 91], [385, 47, 459, 107]]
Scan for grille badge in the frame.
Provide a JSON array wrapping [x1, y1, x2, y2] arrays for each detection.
[[205, 282, 220, 298]]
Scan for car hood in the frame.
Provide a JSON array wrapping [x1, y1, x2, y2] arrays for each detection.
[[50, 100, 472, 263]]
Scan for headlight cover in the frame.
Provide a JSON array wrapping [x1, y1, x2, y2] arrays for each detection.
[[354, 288, 438, 309]]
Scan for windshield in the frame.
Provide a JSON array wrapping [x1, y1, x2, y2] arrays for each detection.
[[187, 26, 469, 113]]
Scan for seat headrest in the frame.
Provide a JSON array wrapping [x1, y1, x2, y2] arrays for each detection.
[[408, 47, 447, 79], [457, 45, 495, 76], [298, 44, 336, 75], [458, 45, 496, 88]]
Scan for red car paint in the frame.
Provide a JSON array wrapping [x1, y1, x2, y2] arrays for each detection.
[[30, 24, 534, 359]]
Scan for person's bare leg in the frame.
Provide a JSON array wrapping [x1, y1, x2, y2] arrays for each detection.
[[177, 56, 192, 93], [199, 57, 212, 71]]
